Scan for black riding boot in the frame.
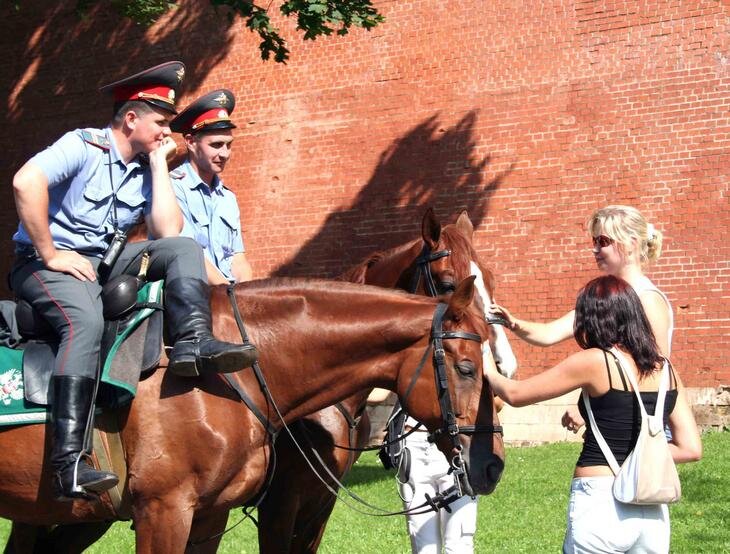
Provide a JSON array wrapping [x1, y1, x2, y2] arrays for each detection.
[[50, 375, 119, 501], [165, 278, 258, 377]]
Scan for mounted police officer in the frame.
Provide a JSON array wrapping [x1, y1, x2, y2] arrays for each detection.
[[10, 62, 258, 501], [169, 89, 252, 284]]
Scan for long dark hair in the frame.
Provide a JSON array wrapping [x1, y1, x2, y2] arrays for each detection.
[[574, 275, 664, 375]]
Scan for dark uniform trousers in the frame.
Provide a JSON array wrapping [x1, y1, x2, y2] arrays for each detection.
[[10, 237, 205, 379]]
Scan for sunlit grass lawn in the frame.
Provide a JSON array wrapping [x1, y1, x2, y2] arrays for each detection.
[[1, 430, 727, 552]]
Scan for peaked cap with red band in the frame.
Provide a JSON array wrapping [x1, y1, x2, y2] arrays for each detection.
[[170, 89, 236, 134], [99, 61, 185, 114]]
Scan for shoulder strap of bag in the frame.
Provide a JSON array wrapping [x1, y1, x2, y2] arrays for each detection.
[[582, 388, 621, 474], [610, 347, 669, 428], [582, 348, 669, 475]]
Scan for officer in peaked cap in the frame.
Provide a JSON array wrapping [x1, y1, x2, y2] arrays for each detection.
[[10, 63, 256, 501], [169, 89, 255, 285], [100, 60, 185, 114]]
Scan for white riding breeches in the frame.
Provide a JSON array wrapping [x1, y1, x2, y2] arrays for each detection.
[[399, 430, 478, 554]]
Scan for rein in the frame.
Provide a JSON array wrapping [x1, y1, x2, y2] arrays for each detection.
[[213, 240, 502, 528], [255, 297, 485, 517], [219, 281, 489, 518], [187, 286, 280, 546], [325, 241, 502, 512]]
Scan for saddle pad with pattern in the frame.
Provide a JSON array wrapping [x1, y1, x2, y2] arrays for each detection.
[[0, 281, 164, 427]]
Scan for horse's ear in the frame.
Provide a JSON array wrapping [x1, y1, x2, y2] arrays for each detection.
[[455, 210, 474, 240], [447, 275, 476, 318], [422, 207, 441, 248]]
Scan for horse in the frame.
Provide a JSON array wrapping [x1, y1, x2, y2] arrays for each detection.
[[0, 277, 504, 553], [256, 209, 516, 553]]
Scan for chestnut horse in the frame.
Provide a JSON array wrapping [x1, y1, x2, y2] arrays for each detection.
[[0, 277, 503, 553], [256, 209, 515, 553]]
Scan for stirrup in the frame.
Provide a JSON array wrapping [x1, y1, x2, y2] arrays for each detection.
[[54, 454, 118, 502], [168, 340, 258, 377]]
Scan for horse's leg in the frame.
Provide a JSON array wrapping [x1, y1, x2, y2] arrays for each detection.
[[258, 479, 300, 554], [185, 510, 229, 554], [41, 521, 114, 553], [132, 500, 194, 554], [289, 495, 338, 554], [4, 523, 51, 554], [289, 421, 370, 554]]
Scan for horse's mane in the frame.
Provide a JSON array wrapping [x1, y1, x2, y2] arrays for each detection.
[[227, 275, 489, 352], [439, 224, 497, 295], [338, 239, 421, 284], [235, 275, 424, 301], [336, 222, 498, 295]]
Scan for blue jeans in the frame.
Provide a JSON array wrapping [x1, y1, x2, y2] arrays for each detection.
[[563, 477, 670, 553]]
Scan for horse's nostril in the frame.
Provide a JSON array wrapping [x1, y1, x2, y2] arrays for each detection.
[[485, 458, 504, 486]]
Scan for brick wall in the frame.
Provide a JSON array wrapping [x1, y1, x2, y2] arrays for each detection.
[[1, 1, 727, 396]]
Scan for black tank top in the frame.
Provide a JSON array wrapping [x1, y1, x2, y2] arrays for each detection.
[[576, 351, 678, 467]]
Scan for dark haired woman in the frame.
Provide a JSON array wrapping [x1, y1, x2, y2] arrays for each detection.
[[486, 275, 701, 553]]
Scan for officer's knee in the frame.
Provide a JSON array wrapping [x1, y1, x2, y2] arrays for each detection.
[[157, 236, 199, 251], [58, 306, 104, 343]]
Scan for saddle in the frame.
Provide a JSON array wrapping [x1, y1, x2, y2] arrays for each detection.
[[0, 279, 164, 415]]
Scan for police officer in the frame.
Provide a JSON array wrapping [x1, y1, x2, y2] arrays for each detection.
[[169, 89, 251, 284], [11, 62, 258, 500]]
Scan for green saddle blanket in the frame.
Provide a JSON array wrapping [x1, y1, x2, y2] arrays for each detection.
[[0, 280, 164, 427]]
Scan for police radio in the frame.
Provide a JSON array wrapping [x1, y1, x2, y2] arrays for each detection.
[[99, 228, 128, 271]]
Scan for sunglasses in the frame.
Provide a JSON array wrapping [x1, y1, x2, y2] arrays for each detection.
[[592, 235, 614, 248]]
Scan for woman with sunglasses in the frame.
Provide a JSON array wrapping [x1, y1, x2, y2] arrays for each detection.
[[485, 275, 701, 553], [490, 205, 672, 433]]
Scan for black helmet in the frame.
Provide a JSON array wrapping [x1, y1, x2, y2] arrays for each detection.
[[102, 275, 139, 320]]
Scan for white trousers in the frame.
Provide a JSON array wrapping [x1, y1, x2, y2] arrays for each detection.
[[563, 477, 670, 553], [399, 431, 478, 554]]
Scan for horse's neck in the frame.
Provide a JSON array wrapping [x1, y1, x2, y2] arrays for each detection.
[[363, 240, 422, 289], [233, 286, 432, 425]]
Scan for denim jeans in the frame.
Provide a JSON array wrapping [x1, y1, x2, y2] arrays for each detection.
[[563, 477, 670, 553]]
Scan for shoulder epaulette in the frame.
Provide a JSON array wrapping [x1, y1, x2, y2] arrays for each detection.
[[81, 129, 110, 150], [170, 168, 186, 180]]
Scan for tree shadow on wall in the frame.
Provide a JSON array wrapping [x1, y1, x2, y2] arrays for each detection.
[[272, 110, 513, 278], [1, 1, 239, 157], [0, 0, 242, 295]]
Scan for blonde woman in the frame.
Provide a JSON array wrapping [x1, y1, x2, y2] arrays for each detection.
[[491, 205, 672, 432]]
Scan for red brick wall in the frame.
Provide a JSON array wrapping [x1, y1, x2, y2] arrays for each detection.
[[1, 1, 727, 387]]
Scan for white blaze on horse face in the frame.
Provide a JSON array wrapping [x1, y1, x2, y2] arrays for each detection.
[[469, 261, 518, 378]]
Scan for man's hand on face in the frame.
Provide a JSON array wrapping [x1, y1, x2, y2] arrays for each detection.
[[148, 136, 178, 166]]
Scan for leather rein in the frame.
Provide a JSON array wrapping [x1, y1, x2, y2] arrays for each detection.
[[211, 241, 503, 527]]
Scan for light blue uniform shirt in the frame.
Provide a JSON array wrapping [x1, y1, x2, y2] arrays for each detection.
[[13, 127, 152, 256], [171, 160, 244, 281]]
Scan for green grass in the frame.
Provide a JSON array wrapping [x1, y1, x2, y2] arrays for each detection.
[[2, 430, 728, 553]]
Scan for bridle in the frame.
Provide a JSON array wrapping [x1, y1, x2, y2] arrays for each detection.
[[209, 238, 504, 534], [410, 242, 452, 296], [398, 241, 504, 500]]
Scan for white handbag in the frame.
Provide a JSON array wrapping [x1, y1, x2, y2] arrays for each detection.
[[582, 348, 681, 505]]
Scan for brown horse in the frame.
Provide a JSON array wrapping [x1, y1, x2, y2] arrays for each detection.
[[256, 209, 514, 553], [0, 277, 503, 553]]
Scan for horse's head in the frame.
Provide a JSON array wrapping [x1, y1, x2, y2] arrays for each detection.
[[399, 276, 505, 496], [422, 208, 519, 379]]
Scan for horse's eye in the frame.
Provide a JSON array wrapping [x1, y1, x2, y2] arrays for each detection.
[[439, 281, 456, 294], [455, 360, 476, 377]]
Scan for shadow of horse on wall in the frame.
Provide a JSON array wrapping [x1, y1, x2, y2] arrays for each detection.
[[272, 110, 514, 279]]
